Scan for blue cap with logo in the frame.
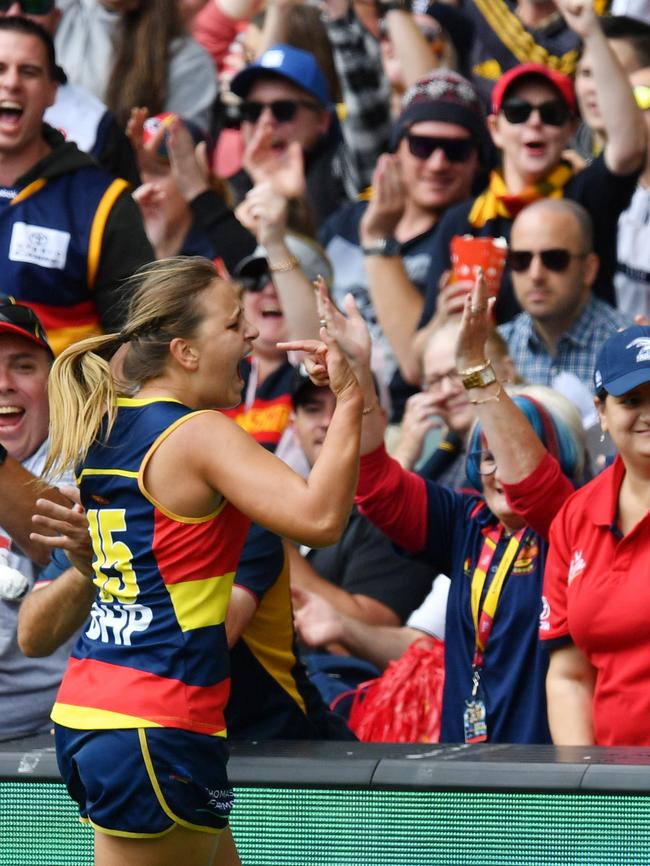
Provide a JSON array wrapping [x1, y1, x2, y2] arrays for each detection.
[[593, 325, 650, 396], [229, 44, 331, 108]]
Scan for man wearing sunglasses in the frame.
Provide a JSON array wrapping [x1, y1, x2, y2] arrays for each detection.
[[416, 0, 646, 332], [321, 69, 486, 418], [0, 17, 153, 356], [499, 198, 629, 402], [227, 43, 350, 229]]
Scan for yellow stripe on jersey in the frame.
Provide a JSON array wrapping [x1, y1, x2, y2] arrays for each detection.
[[87, 178, 130, 289], [48, 321, 103, 357], [115, 397, 184, 407], [240, 549, 308, 714], [139, 409, 227, 524], [165, 572, 235, 632], [78, 468, 140, 479], [52, 701, 228, 736], [11, 178, 47, 205], [52, 703, 164, 729]]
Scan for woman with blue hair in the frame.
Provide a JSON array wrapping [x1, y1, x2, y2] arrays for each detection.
[[300, 274, 585, 744]]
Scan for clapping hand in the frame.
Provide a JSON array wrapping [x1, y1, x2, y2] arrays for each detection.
[[243, 125, 306, 199]]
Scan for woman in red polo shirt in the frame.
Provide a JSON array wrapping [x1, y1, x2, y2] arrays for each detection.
[[543, 325, 650, 746]]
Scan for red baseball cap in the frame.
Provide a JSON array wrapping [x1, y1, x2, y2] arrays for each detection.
[[491, 63, 577, 116]]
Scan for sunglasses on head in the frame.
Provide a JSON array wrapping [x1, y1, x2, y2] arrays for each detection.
[[507, 248, 588, 273], [501, 98, 572, 127], [0, 0, 55, 11], [238, 99, 321, 125], [406, 133, 476, 163], [634, 84, 650, 111]]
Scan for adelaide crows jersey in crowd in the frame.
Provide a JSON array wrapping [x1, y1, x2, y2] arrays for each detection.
[[51, 397, 250, 736]]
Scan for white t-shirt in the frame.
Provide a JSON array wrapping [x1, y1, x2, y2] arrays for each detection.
[[615, 185, 650, 323]]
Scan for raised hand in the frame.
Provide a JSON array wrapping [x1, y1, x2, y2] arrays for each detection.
[[314, 278, 372, 372], [278, 327, 360, 403], [167, 118, 211, 202], [126, 106, 167, 179], [243, 126, 306, 199], [554, 0, 598, 38], [455, 268, 496, 372], [236, 181, 289, 245]]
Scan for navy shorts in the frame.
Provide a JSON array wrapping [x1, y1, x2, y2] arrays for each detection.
[[55, 725, 234, 838]]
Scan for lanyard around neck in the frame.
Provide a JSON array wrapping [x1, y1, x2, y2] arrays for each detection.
[[470, 525, 527, 666]]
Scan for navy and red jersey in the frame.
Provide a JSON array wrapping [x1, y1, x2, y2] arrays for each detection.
[[52, 397, 250, 737], [221, 358, 295, 451], [355, 446, 572, 744], [0, 169, 130, 355], [228, 522, 352, 740]]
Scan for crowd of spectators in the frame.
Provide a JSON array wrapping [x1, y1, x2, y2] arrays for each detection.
[[2, 0, 650, 778]]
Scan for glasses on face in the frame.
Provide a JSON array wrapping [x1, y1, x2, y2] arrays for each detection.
[[423, 368, 462, 393], [507, 248, 588, 273], [238, 273, 272, 293], [238, 99, 321, 124], [501, 98, 572, 127], [0, 0, 55, 11], [634, 84, 650, 111], [467, 449, 497, 476], [406, 134, 476, 163]]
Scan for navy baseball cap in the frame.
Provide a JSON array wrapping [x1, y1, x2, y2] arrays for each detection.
[[593, 325, 650, 396], [229, 44, 331, 108]]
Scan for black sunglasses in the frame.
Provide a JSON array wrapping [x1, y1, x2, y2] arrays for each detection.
[[501, 98, 572, 127], [238, 99, 321, 124], [0, 0, 55, 11], [238, 273, 272, 293], [507, 248, 588, 273], [406, 134, 476, 163]]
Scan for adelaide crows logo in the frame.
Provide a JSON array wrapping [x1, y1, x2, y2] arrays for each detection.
[[627, 338, 650, 362]]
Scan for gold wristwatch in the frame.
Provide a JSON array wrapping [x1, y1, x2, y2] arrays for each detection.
[[459, 360, 497, 390]]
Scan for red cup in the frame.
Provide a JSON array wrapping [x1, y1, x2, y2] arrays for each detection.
[[450, 235, 508, 296]]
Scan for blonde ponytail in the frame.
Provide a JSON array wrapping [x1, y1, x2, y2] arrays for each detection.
[[43, 256, 224, 479], [44, 332, 122, 480]]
